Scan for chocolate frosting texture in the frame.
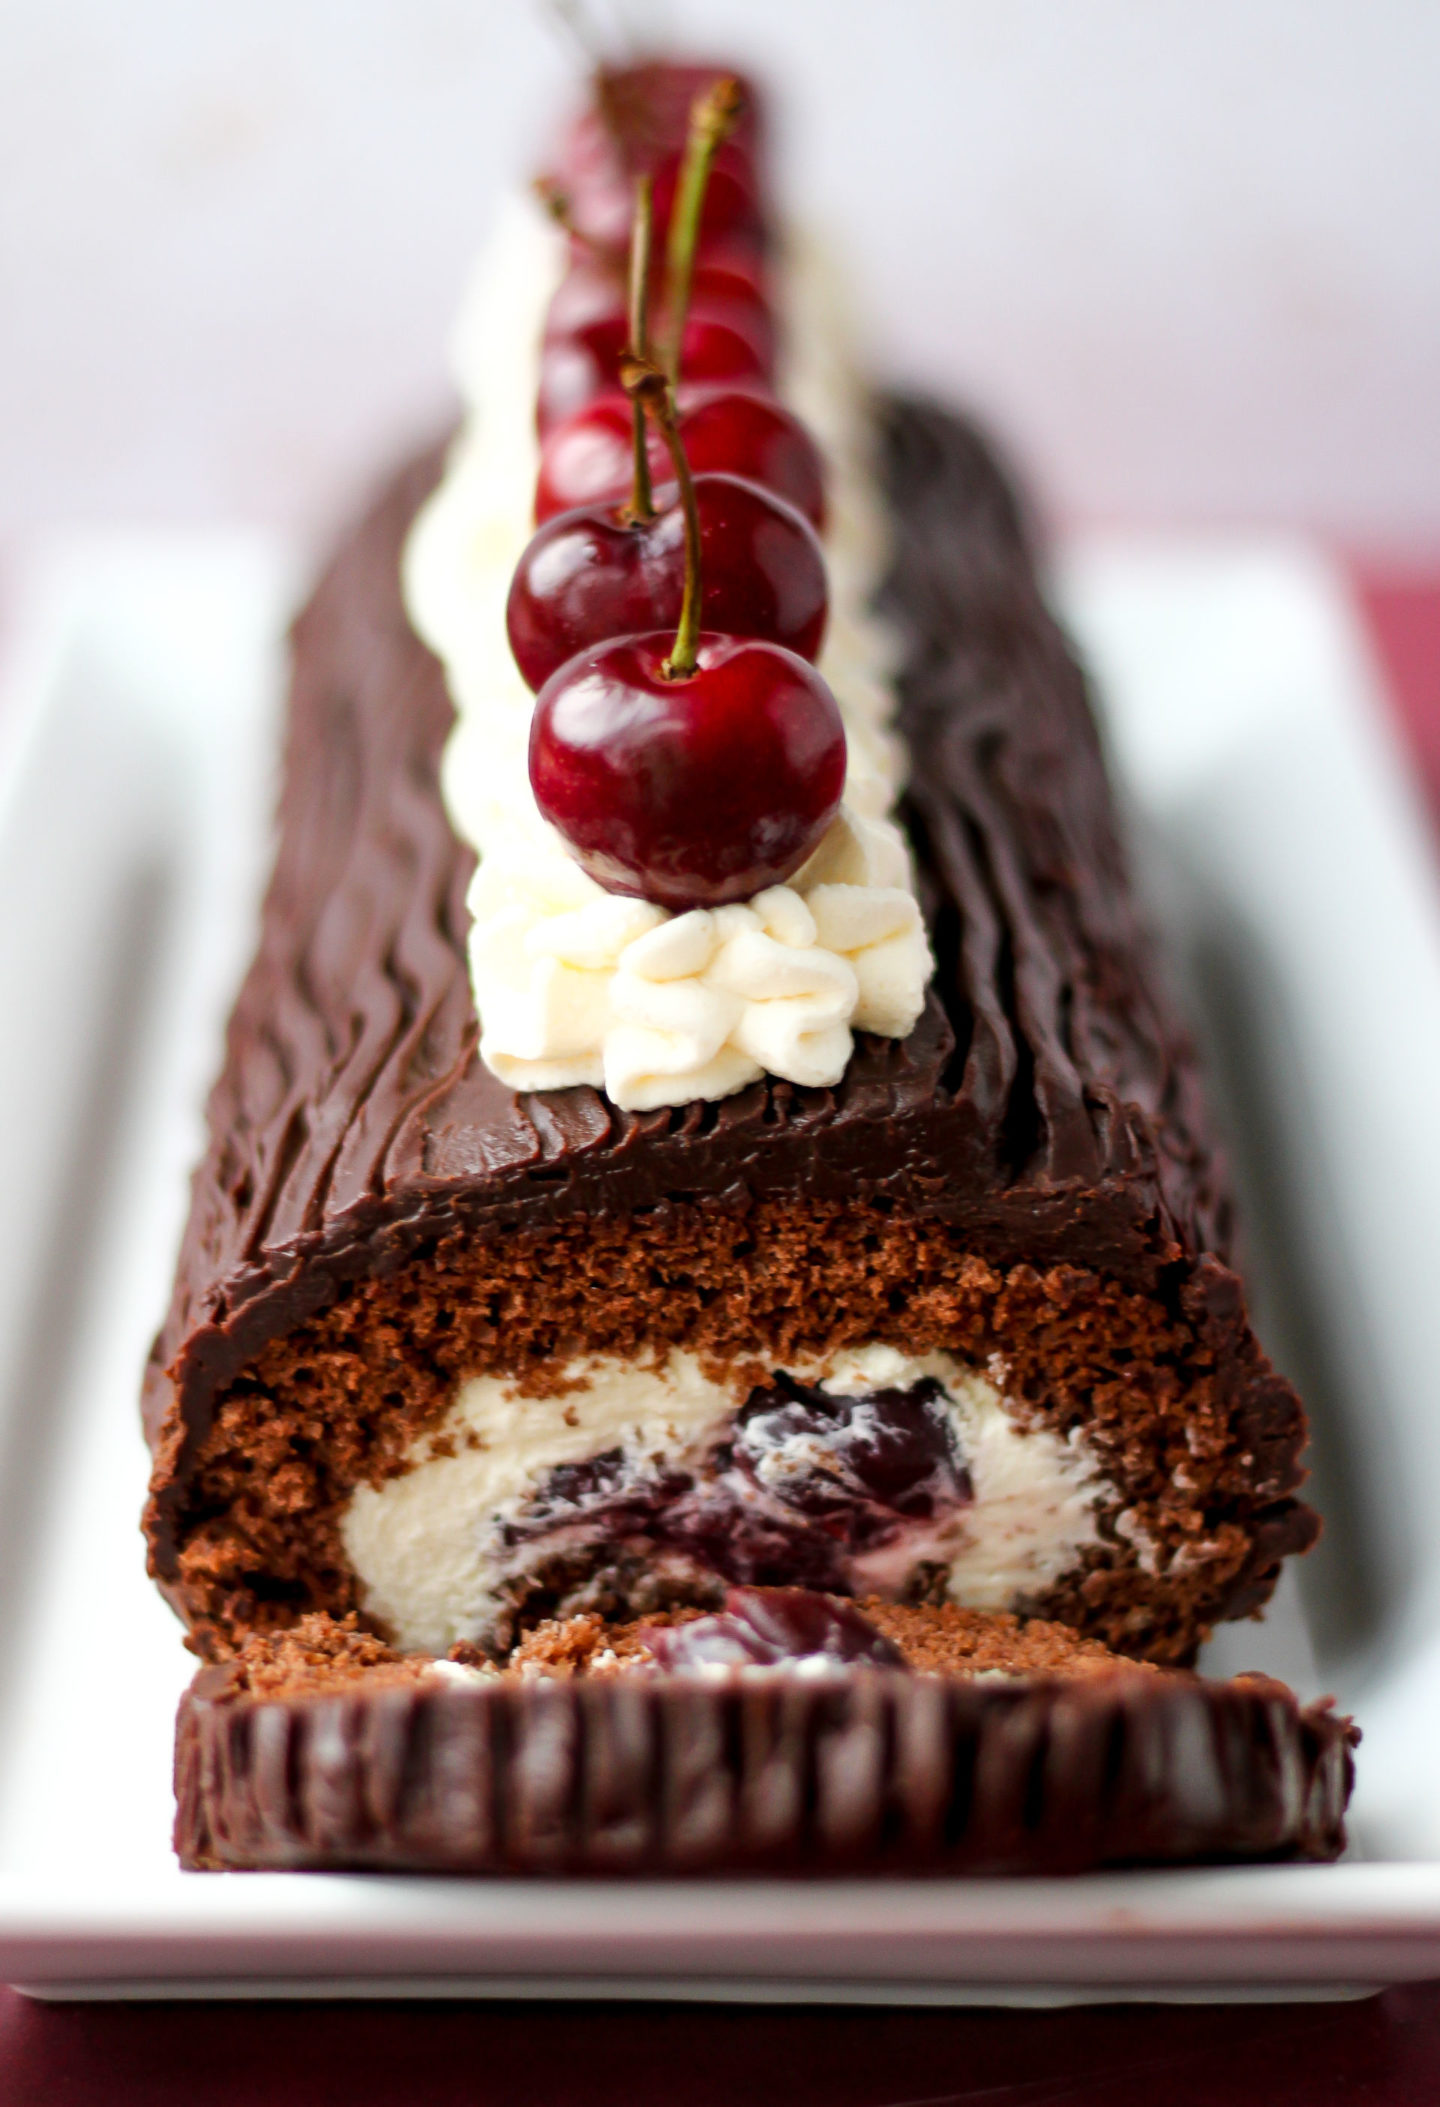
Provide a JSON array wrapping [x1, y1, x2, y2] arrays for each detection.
[[175, 1663, 1355, 1875]]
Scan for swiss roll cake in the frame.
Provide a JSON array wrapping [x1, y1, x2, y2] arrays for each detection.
[[144, 61, 1344, 1872]]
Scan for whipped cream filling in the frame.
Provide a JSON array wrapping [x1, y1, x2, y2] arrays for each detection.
[[341, 1343, 1106, 1657], [403, 193, 933, 1109]]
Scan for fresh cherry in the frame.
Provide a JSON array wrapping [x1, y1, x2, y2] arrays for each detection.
[[536, 384, 827, 529], [554, 65, 763, 196], [548, 163, 764, 264], [547, 69, 764, 255], [689, 249, 772, 310], [539, 76, 773, 438], [562, 224, 768, 296], [541, 257, 626, 338], [508, 472, 828, 693], [648, 152, 764, 269], [659, 293, 776, 374], [527, 258, 843, 914], [537, 309, 768, 436], [543, 265, 776, 377], [529, 631, 846, 910], [548, 162, 767, 263]]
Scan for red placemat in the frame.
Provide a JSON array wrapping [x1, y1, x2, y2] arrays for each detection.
[[1355, 569, 1440, 826], [3, 1979, 1440, 2106], [2, 567, 1438, 2103]]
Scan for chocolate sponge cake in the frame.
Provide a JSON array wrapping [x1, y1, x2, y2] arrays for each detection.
[[141, 399, 1314, 1669], [143, 62, 1317, 1701]]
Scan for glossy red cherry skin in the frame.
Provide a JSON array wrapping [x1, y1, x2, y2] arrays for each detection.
[[508, 473, 828, 694], [551, 134, 764, 254], [539, 248, 771, 326], [541, 259, 628, 339], [529, 632, 847, 911], [547, 63, 767, 257], [553, 64, 765, 194], [689, 248, 771, 308], [555, 161, 765, 261], [536, 385, 827, 529], [542, 264, 775, 378], [537, 310, 770, 435], [653, 142, 763, 237], [564, 224, 768, 290]]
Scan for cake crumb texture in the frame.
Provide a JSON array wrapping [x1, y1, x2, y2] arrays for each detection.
[[202, 1601, 1158, 1699], [152, 1203, 1308, 1668], [222, 1613, 431, 1700], [856, 1599, 1157, 1678]]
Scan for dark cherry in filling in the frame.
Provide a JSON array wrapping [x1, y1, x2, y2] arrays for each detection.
[[502, 1376, 974, 1597], [500, 1448, 692, 1546], [645, 1586, 906, 1670], [732, 1373, 972, 1546]]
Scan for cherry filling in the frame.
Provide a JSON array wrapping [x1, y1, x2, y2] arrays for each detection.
[[645, 1586, 905, 1671], [498, 1375, 975, 1601], [500, 1448, 693, 1546], [732, 1374, 973, 1549]]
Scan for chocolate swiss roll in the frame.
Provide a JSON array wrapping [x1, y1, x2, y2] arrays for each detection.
[[143, 65, 1317, 1700], [141, 399, 1315, 1671]]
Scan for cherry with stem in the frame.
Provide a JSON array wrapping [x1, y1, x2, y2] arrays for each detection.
[[528, 354, 846, 912], [535, 75, 762, 438], [545, 61, 764, 259], [623, 174, 655, 524], [513, 194, 826, 694], [510, 375, 828, 690], [534, 382, 827, 529], [663, 76, 744, 385], [620, 355, 703, 675], [531, 174, 605, 258]]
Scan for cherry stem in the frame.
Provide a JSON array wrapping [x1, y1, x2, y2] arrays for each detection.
[[532, 175, 601, 256], [624, 176, 655, 523], [622, 355, 702, 679], [662, 75, 743, 385]]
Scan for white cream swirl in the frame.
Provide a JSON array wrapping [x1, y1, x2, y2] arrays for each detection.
[[474, 806, 924, 1109], [403, 192, 933, 1110]]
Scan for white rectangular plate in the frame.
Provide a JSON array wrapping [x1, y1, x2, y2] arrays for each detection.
[[2, 529, 1439, 2003]]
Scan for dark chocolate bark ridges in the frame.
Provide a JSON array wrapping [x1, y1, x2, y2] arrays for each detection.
[[174, 1650, 1356, 1875], [141, 401, 1316, 1663]]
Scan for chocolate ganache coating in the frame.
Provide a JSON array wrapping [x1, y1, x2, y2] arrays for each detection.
[[141, 398, 1316, 1651], [174, 1642, 1357, 1875]]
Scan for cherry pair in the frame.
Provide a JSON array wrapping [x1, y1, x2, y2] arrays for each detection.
[[538, 297, 769, 434], [536, 383, 826, 529], [516, 83, 825, 692], [538, 77, 772, 432], [524, 360, 844, 913]]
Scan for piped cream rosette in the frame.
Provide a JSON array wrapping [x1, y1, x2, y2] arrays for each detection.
[[403, 193, 934, 1112], [473, 807, 924, 1110]]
